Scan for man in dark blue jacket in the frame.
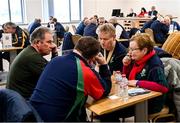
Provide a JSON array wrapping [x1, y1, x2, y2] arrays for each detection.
[[52, 18, 65, 39], [150, 19, 169, 44], [30, 36, 111, 122], [28, 18, 41, 34], [140, 17, 157, 32], [83, 18, 98, 38], [75, 17, 89, 35], [98, 23, 127, 74]]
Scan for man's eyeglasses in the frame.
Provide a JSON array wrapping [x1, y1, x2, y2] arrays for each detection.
[[128, 47, 140, 52]]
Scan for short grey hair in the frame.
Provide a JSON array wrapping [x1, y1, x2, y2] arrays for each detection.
[[3, 22, 17, 29], [30, 27, 53, 44]]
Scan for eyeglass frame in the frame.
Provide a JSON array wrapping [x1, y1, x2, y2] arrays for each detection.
[[128, 47, 141, 52]]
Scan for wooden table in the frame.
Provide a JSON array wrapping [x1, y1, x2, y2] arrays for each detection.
[[0, 82, 6, 89], [87, 84, 162, 122], [116, 17, 151, 31], [0, 47, 23, 64]]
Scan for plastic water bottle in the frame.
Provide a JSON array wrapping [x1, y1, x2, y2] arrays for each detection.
[[121, 74, 129, 101], [174, 26, 177, 32], [169, 24, 174, 33], [114, 71, 122, 97]]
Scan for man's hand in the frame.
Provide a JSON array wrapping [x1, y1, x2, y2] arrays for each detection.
[[51, 43, 58, 54], [94, 52, 107, 65]]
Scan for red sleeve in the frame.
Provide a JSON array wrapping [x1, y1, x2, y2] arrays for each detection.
[[122, 65, 131, 75], [80, 61, 104, 100], [137, 80, 169, 93]]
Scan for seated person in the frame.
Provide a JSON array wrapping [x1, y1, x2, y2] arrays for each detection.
[[62, 32, 81, 55], [62, 32, 74, 51], [99, 33, 169, 122], [98, 23, 127, 74], [75, 17, 89, 36], [47, 16, 53, 28], [0, 22, 30, 71], [28, 18, 41, 34], [138, 7, 148, 17], [126, 8, 136, 17], [109, 17, 129, 39], [50, 18, 65, 39], [98, 17, 107, 25], [96, 17, 107, 35], [83, 18, 98, 38], [148, 6, 158, 17], [6, 27, 58, 99], [140, 16, 157, 32], [128, 21, 139, 38], [165, 15, 180, 31], [150, 17, 169, 44], [30, 36, 112, 122]]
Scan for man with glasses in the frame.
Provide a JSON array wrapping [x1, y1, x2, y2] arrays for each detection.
[[6, 27, 58, 99], [98, 23, 127, 74]]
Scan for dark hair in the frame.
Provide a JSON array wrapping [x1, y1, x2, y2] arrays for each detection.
[[141, 7, 147, 13], [75, 36, 100, 59], [30, 27, 53, 44], [52, 18, 57, 22], [130, 33, 154, 54]]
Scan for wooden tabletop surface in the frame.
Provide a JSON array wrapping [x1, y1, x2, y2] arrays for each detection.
[[87, 84, 162, 115]]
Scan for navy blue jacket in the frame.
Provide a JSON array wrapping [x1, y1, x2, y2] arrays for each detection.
[[75, 21, 86, 35], [30, 52, 111, 121], [0, 89, 42, 122], [28, 21, 41, 34], [150, 20, 169, 44], [83, 23, 98, 38], [102, 41, 127, 74], [171, 21, 180, 31], [62, 32, 74, 53], [55, 22, 65, 39]]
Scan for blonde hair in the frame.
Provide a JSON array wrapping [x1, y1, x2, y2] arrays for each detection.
[[98, 23, 115, 36], [109, 17, 118, 24]]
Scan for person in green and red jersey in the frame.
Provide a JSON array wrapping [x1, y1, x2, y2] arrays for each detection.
[[30, 36, 112, 122]]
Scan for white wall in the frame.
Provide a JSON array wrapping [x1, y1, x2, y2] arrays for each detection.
[[82, 0, 180, 23], [25, 0, 43, 23], [15, 0, 180, 23]]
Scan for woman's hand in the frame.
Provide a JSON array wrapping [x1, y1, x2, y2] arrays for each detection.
[[123, 55, 132, 66]]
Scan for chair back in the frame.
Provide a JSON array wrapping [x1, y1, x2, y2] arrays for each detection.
[[72, 25, 77, 34], [162, 31, 180, 59], [72, 34, 82, 46], [65, 26, 69, 32], [145, 28, 155, 42], [0, 89, 42, 122], [145, 28, 162, 47]]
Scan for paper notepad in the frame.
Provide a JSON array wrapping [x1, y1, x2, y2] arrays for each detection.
[[108, 95, 120, 100], [128, 88, 150, 96]]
